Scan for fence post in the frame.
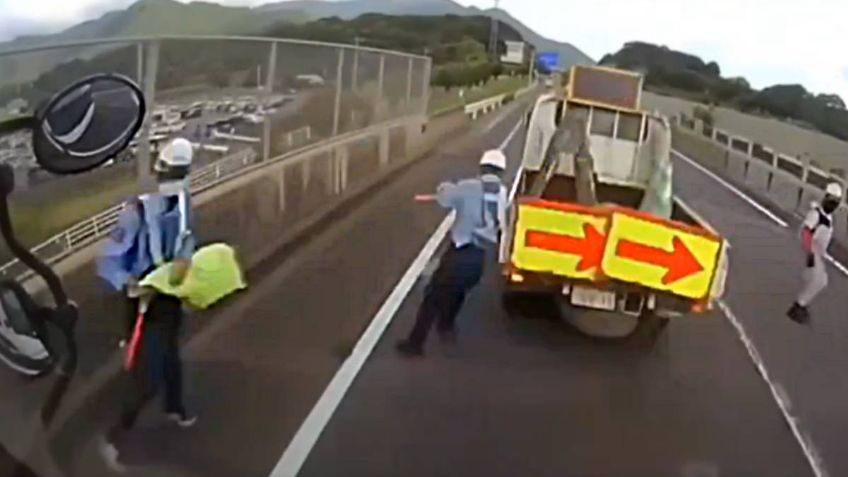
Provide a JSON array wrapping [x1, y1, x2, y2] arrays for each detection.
[[421, 57, 432, 116], [137, 39, 159, 191], [332, 48, 345, 137], [372, 55, 385, 122], [136, 42, 144, 85], [405, 57, 413, 109], [352, 38, 360, 94], [263, 41, 278, 162]]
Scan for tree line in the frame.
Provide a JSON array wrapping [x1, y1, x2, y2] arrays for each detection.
[[600, 42, 848, 141]]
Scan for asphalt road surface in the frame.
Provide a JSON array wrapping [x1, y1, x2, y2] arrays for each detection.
[[6, 100, 848, 477]]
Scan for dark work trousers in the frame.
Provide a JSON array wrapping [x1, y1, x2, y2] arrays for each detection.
[[123, 294, 139, 341], [406, 242, 486, 349], [108, 293, 186, 443]]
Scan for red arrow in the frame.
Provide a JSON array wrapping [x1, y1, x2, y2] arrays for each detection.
[[525, 223, 606, 271], [615, 236, 704, 285]]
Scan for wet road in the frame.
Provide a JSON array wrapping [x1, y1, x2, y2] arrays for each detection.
[[293, 155, 819, 476], [6, 99, 847, 477]]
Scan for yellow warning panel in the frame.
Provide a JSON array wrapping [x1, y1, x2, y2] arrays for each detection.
[[600, 210, 722, 300], [512, 200, 609, 280]]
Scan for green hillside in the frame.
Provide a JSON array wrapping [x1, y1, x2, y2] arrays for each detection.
[[0, 0, 307, 86], [1, 13, 527, 109]]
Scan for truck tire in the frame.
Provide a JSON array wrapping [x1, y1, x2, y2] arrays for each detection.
[[501, 291, 531, 319], [559, 303, 639, 339], [630, 312, 670, 346]]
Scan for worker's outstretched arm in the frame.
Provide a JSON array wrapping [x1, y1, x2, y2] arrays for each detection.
[[801, 208, 818, 266], [435, 182, 459, 209]]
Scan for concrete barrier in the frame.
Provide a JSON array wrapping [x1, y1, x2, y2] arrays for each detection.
[[745, 159, 773, 194], [769, 172, 803, 213], [727, 150, 748, 183]]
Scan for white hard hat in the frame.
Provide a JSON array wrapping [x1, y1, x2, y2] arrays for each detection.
[[826, 182, 843, 199], [480, 149, 506, 170], [156, 137, 193, 170]]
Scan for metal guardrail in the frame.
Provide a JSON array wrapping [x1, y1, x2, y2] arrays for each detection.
[[0, 125, 311, 279], [0, 147, 259, 280], [463, 84, 535, 120], [675, 115, 848, 248]]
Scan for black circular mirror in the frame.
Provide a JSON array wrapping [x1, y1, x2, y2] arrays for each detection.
[[32, 73, 145, 175]]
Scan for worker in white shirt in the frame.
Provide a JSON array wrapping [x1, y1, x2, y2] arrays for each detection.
[[396, 149, 508, 357], [787, 182, 843, 324]]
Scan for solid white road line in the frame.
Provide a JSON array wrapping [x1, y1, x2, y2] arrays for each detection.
[[717, 300, 829, 477], [269, 116, 524, 477], [672, 150, 790, 228], [673, 149, 848, 278]]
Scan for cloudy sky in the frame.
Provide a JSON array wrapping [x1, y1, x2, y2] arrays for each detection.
[[1, 0, 846, 98]]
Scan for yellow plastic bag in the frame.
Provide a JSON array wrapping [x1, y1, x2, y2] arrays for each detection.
[[139, 243, 247, 309]]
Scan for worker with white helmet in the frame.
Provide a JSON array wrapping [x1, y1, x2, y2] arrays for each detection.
[[99, 137, 198, 471], [396, 149, 508, 357], [787, 181, 843, 324]]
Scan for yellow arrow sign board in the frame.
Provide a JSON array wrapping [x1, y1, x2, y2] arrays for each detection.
[[512, 201, 609, 280], [600, 211, 722, 300]]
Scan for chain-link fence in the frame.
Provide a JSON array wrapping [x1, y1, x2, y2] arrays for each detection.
[[0, 35, 430, 265]]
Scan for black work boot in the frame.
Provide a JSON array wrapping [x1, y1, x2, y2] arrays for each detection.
[[437, 327, 458, 344], [787, 302, 811, 325], [395, 340, 424, 358]]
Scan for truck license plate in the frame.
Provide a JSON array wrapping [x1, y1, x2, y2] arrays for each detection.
[[570, 286, 616, 311]]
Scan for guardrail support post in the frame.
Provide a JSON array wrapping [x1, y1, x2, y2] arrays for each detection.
[[340, 146, 349, 192], [379, 129, 390, 167], [332, 48, 345, 137], [137, 39, 159, 190], [278, 166, 286, 213]]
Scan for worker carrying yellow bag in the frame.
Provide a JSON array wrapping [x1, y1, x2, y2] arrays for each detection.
[[124, 243, 246, 371], [138, 243, 247, 309]]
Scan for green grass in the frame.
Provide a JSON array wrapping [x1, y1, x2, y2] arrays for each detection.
[[10, 175, 139, 250], [429, 75, 529, 116]]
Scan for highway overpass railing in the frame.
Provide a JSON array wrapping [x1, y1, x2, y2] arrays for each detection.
[[0, 34, 432, 280], [0, 83, 526, 290], [675, 115, 848, 248]]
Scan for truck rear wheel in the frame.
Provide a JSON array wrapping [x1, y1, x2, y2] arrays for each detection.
[[629, 312, 670, 346], [559, 305, 640, 339]]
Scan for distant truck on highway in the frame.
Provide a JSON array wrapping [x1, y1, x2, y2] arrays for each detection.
[[500, 65, 729, 343]]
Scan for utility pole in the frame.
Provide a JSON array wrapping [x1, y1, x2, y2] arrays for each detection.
[[488, 0, 501, 61]]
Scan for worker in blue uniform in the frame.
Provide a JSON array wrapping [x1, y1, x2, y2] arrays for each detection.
[[396, 149, 508, 357], [97, 137, 198, 472]]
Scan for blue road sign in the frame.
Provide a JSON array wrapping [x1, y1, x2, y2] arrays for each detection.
[[537, 51, 560, 71]]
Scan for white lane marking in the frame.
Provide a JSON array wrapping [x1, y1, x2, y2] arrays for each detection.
[[672, 150, 848, 277], [500, 118, 524, 152], [825, 255, 848, 277], [679, 145, 837, 475], [717, 299, 829, 477], [672, 150, 789, 228], [269, 117, 524, 477]]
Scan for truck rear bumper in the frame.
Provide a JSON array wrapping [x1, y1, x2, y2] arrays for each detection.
[[503, 267, 698, 318]]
